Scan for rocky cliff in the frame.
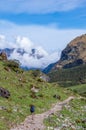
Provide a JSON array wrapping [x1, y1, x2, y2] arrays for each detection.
[[53, 34, 86, 70]]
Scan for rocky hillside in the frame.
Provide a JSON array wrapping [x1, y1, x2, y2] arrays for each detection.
[[53, 34, 86, 70]]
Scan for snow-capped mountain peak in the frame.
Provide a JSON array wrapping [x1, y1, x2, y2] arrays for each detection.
[[0, 35, 60, 69]]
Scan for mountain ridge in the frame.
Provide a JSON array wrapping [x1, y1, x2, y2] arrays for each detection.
[[53, 34, 86, 70]]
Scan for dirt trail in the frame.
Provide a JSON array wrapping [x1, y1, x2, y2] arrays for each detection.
[[11, 96, 74, 130]]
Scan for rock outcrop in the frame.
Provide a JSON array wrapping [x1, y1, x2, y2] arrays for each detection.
[[53, 34, 86, 70], [0, 87, 10, 98], [0, 52, 7, 60]]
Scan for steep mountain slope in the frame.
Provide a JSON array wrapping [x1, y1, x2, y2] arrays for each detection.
[[42, 62, 56, 74], [52, 34, 86, 70]]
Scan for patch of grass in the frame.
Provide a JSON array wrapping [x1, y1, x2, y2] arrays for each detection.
[[48, 64, 86, 87], [69, 84, 86, 97], [44, 97, 86, 130]]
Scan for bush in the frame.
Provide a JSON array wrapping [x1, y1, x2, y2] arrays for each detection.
[[32, 70, 41, 77], [4, 60, 20, 71]]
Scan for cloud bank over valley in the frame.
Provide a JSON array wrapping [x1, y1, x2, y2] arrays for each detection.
[[0, 34, 59, 69]]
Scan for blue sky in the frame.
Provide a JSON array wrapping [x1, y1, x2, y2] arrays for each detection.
[[0, 0, 86, 50], [0, 3, 86, 28], [0, 0, 86, 68], [0, 0, 86, 27]]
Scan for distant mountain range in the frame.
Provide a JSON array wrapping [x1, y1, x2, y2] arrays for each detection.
[[0, 47, 47, 70], [0, 48, 14, 57], [0, 48, 44, 59], [0, 34, 86, 72]]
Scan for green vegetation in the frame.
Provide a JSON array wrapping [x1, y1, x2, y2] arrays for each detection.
[[0, 60, 73, 130], [0, 60, 86, 130], [70, 84, 86, 97], [4, 59, 21, 72], [44, 97, 86, 130], [44, 64, 86, 129], [48, 64, 86, 87]]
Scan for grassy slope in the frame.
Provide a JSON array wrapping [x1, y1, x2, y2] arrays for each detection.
[[44, 97, 86, 130], [45, 64, 86, 129], [48, 65, 86, 97], [69, 84, 86, 97], [48, 64, 86, 87], [0, 61, 74, 130]]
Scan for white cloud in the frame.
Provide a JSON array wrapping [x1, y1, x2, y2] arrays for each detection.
[[0, 20, 86, 69], [0, 0, 86, 14], [15, 36, 33, 52], [0, 34, 14, 49], [9, 49, 59, 69], [0, 34, 59, 68], [0, 20, 86, 52], [0, 21, 86, 52]]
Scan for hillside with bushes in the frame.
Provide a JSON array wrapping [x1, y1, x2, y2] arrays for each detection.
[[48, 64, 86, 96], [0, 52, 86, 130], [0, 59, 74, 130]]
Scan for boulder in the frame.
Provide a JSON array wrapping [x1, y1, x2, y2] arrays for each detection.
[[0, 87, 10, 98]]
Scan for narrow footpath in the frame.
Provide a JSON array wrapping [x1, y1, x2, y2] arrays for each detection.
[[11, 96, 74, 130]]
